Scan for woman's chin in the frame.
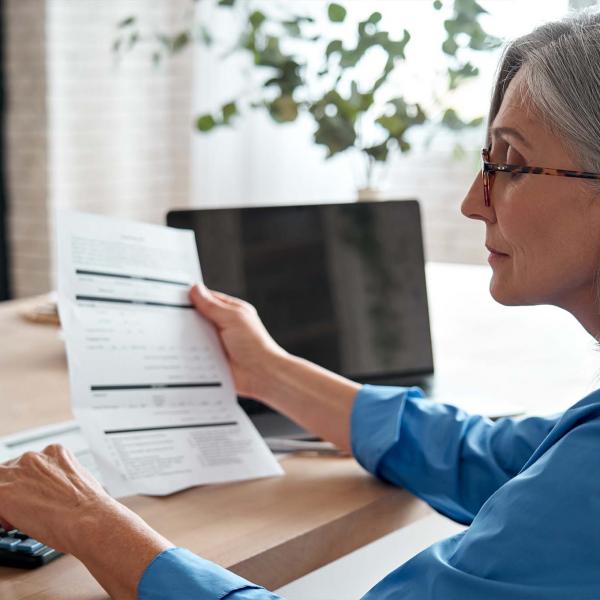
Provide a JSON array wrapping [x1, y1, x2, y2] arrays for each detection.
[[489, 275, 522, 306]]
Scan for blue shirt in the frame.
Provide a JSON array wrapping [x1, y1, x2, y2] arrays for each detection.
[[138, 384, 600, 599]]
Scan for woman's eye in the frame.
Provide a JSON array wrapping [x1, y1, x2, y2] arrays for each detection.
[[506, 146, 524, 179], [506, 145, 522, 164]]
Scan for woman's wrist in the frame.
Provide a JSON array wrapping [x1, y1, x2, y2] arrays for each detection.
[[251, 351, 360, 452], [250, 349, 296, 404], [69, 497, 173, 598]]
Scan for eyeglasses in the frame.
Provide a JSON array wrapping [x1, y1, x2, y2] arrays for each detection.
[[481, 147, 600, 207]]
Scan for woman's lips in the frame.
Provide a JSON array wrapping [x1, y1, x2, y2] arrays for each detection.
[[485, 244, 509, 256], [486, 244, 509, 265]]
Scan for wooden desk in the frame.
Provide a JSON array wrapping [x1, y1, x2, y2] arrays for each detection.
[[0, 297, 430, 599]]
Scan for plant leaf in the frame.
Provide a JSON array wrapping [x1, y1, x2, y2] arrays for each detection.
[[448, 61, 479, 90], [367, 12, 382, 25], [118, 16, 136, 28], [171, 31, 190, 53], [250, 10, 266, 30], [282, 20, 302, 37], [326, 39, 343, 58], [441, 108, 483, 130], [364, 141, 389, 162], [313, 114, 356, 157], [255, 36, 287, 68], [128, 32, 139, 49], [376, 98, 426, 146], [222, 102, 238, 124], [442, 36, 459, 55], [196, 114, 217, 132], [454, 0, 487, 17], [328, 3, 347, 23], [198, 25, 213, 46]]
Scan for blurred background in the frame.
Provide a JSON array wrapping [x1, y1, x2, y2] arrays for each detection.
[[0, 0, 596, 300]]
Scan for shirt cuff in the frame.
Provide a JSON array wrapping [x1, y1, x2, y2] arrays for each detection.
[[138, 547, 264, 600], [351, 384, 425, 475]]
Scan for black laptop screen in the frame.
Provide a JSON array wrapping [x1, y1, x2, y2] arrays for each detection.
[[167, 201, 433, 383]]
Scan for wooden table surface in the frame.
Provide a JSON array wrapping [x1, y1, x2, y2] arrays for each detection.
[[0, 297, 430, 599]]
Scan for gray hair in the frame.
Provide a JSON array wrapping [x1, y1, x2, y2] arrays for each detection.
[[488, 8, 600, 174]]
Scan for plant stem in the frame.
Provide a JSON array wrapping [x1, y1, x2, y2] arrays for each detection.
[[365, 154, 375, 189]]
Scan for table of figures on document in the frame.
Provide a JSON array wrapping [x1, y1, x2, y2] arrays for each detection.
[[56, 211, 282, 498]]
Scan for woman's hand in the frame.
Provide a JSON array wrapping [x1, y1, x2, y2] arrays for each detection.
[[189, 284, 360, 451], [0, 444, 113, 552], [189, 284, 288, 400], [0, 445, 172, 599]]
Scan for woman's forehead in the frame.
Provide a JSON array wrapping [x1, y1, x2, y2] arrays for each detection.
[[490, 71, 579, 167], [491, 71, 540, 139]]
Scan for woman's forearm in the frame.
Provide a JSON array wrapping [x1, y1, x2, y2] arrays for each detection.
[[255, 353, 361, 453]]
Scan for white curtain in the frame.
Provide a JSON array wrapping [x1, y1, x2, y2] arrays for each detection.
[[7, 0, 195, 297], [47, 0, 194, 222]]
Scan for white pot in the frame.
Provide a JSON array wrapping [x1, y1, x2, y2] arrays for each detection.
[[357, 187, 383, 201]]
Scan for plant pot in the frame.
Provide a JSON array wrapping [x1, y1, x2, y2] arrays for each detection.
[[357, 187, 383, 202]]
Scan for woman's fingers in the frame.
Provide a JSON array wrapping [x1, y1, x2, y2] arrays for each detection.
[[41, 444, 95, 489], [44, 443, 77, 472], [189, 284, 230, 318], [211, 290, 246, 307], [189, 284, 251, 325]]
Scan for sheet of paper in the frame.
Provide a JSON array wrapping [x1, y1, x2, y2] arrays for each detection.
[[0, 420, 101, 481], [56, 210, 282, 497]]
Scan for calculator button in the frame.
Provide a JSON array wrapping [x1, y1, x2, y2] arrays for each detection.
[[0, 537, 20, 550], [16, 539, 43, 554]]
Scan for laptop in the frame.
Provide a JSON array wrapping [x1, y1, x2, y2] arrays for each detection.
[[167, 200, 434, 437]]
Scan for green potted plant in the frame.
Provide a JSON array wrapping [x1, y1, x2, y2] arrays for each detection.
[[115, 0, 500, 199]]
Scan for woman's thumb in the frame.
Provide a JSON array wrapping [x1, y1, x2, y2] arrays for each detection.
[[189, 284, 229, 323]]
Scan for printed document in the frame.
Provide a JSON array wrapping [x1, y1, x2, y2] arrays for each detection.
[[56, 211, 282, 497]]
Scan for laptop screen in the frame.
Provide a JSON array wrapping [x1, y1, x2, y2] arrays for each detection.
[[167, 200, 433, 383]]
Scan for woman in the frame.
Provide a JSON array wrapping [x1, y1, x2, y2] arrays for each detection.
[[3, 9, 600, 599]]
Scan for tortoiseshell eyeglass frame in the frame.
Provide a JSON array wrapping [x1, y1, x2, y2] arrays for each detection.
[[481, 147, 600, 207]]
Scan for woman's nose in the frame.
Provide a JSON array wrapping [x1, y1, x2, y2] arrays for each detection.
[[461, 172, 497, 224]]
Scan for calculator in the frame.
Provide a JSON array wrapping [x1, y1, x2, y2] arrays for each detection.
[[0, 529, 62, 568]]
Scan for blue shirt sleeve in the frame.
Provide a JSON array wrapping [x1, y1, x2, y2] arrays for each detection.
[[138, 548, 282, 600], [351, 384, 559, 524]]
